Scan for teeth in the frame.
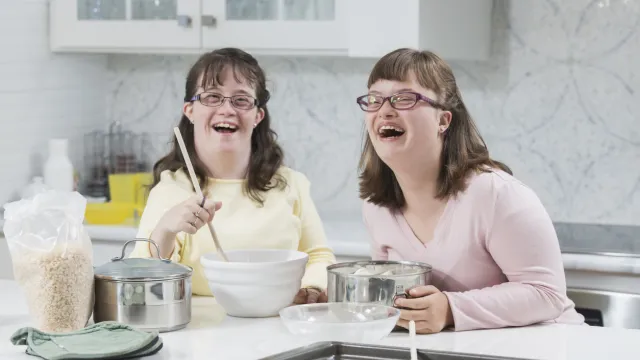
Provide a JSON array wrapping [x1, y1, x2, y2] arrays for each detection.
[[378, 125, 405, 133], [214, 123, 237, 129]]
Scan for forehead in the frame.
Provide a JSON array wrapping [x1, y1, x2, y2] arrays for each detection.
[[368, 76, 437, 99], [198, 66, 256, 94]]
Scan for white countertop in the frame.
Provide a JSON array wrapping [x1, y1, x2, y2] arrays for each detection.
[[3, 219, 640, 272], [84, 220, 373, 258], [1, 279, 640, 360], [81, 223, 640, 274]]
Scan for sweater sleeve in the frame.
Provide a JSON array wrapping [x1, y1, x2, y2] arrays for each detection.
[[443, 181, 568, 331], [128, 182, 184, 263], [293, 172, 337, 290]]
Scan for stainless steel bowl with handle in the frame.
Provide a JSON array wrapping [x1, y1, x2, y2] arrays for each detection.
[[93, 238, 193, 332], [327, 260, 432, 306]]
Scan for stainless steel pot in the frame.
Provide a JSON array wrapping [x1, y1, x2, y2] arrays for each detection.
[[93, 239, 193, 332], [327, 260, 432, 306]]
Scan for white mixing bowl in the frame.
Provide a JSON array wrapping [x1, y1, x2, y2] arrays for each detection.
[[200, 249, 309, 318]]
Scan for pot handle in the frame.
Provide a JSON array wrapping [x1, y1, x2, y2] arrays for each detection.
[[111, 238, 171, 263]]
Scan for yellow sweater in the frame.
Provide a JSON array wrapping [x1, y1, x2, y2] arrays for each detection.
[[128, 166, 336, 296]]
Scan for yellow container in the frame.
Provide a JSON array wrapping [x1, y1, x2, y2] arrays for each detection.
[[134, 172, 153, 207], [84, 202, 143, 225], [108, 174, 137, 204], [109, 172, 153, 207]]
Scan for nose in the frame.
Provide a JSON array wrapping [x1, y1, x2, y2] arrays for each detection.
[[217, 97, 235, 115], [377, 100, 397, 119]]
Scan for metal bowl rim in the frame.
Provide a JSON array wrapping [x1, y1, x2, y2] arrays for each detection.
[[326, 260, 432, 277], [94, 272, 193, 282]]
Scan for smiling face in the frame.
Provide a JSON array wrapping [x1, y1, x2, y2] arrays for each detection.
[[358, 48, 506, 209], [183, 68, 264, 156], [363, 72, 451, 170]]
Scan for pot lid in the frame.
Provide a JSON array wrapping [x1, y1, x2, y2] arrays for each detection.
[[94, 238, 192, 281]]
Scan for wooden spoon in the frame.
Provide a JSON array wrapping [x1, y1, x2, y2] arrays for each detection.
[[173, 127, 229, 262]]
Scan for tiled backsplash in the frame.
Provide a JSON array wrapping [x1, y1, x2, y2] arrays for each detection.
[[106, 1, 640, 225], [1, 1, 638, 226]]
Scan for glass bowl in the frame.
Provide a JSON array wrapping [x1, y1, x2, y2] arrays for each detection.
[[278, 302, 400, 343]]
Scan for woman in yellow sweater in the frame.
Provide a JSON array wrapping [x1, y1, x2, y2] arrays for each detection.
[[129, 47, 336, 304]]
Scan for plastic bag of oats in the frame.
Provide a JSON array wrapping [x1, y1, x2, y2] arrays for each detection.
[[3, 190, 94, 333]]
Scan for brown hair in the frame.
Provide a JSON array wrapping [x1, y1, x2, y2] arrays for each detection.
[[358, 48, 511, 209], [152, 47, 285, 205]]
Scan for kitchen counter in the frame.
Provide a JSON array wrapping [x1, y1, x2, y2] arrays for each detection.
[[1, 279, 640, 360], [83, 221, 640, 274], [3, 219, 640, 272], [85, 220, 372, 258]]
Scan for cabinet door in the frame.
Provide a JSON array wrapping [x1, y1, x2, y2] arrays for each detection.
[[50, 0, 201, 52], [202, 0, 347, 53]]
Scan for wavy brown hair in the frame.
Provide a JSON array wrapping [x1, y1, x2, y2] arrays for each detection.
[[152, 47, 285, 205], [358, 48, 511, 210]]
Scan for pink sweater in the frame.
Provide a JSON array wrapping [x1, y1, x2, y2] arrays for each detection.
[[362, 170, 585, 331]]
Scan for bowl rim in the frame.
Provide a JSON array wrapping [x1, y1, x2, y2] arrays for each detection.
[[326, 260, 432, 277], [200, 249, 309, 268], [279, 302, 401, 324]]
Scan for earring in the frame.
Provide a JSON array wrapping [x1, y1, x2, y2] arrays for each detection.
[[253, 123, 257, 128]]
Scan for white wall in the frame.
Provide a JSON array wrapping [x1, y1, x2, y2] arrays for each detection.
[[0, 1, 108, 279], [105, 1, 640, 226], [0, 0, 107, 206]]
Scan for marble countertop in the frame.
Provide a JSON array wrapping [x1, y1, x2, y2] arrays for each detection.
[[1, 279, 640, 360]]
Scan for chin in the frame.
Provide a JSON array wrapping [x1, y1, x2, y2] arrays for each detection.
[[373, 147, 401, 165], [215, 144, 241, 153]]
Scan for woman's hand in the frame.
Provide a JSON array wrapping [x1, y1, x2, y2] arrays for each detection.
[[293, 287, 328, 304], [150, 195, 222, 258], [158, 195, 221, 236], [394, 285, 454, 334]]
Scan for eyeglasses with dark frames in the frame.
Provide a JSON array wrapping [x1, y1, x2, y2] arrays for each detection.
[[190, 92, 258, 110], [356, 91, 442, 112]]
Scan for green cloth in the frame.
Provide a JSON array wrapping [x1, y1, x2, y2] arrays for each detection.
[[10, 322, 163, 360]]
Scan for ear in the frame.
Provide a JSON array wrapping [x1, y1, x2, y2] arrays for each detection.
[[254, 107, 265, 127], [183, 102, 194, 123], [438, 110, 452, 134]]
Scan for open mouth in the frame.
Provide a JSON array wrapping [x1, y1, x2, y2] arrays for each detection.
[[213, 123, 238, 134], [378, 125, 405, 139]]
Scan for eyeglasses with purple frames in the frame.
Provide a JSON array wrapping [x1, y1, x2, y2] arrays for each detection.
[[356, 91, 442, 112]]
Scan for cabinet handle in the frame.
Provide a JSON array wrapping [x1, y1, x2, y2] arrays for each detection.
[[177, 15, 192, 28], [202, 15, 217, 27]]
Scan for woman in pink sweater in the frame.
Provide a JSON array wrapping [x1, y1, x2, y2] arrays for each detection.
[[356, 48, 585, 333]]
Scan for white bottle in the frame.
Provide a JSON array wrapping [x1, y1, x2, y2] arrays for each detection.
[[43, 139, 74, 192]]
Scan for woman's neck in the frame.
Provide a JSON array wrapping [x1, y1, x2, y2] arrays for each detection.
[[393, 161, 444, 214], [202, 149, 251, 180]]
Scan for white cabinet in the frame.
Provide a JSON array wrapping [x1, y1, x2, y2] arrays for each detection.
[[202, 0, 346, 53], [347, 0, 494, 60], [50, 0, 202, 52], [49, 0, 494, 60]]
